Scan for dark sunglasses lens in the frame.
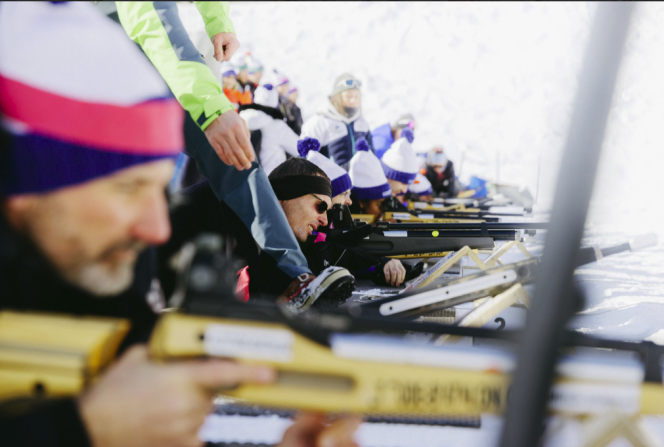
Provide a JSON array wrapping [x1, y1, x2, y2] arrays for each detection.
[[317, 201, 328, 214]]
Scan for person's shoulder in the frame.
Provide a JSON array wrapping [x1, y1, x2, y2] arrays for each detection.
[[353, 116, 370, 133], [372, 122, 391, 134], [303, 113, 333, 129], [239, 108, 272, 130]]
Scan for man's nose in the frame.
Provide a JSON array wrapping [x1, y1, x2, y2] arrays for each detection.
[[318, 212, 328, 227], [130, 192, 171, 246]]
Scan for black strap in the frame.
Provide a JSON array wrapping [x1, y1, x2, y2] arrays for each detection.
[[238, 103, 284, 121], [269, 175, 332, 200]]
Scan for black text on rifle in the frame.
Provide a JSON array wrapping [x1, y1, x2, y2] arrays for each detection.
[[351, 233, 657, 320]]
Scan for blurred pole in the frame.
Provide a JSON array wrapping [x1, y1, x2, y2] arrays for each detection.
[[498, 3, 635, 447], [535, 146, 542, 204]]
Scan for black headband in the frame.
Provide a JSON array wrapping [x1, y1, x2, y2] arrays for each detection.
[[269, 175, 332, 200]]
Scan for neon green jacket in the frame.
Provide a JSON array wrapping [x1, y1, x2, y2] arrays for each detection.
[[116, 2, 235, 130]]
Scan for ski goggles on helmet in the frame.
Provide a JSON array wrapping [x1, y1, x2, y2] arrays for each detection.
[[341, 78, 362, 89], [394, 117, 416, 130]]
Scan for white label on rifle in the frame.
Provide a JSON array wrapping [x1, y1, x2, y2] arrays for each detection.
[[549, 383, 639, 415], [384, 231, 408, 237], [393, 213, 411, 220], [414, 202, 427, 209], [419, 214, 434, 219], [204, 324, 294, 362], [331, 333, 516, 372]]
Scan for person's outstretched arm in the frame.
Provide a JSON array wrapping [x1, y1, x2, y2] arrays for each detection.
[[116, 2, 255, 170]]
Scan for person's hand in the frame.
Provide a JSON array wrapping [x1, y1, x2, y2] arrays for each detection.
[[204, 110, 255, 170], [78, 345, 274, 447], [383, 259, 406, 287], [211, 32, 240, 62], [278, 413, 361, 447]]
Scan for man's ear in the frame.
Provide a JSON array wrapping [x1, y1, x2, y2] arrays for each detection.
[[2, 195, 35, 230], [3, 195, 32, 212]]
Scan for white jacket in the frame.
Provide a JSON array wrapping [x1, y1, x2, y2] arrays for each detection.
[[300, 99, 372, 168], [239, 108, 300, 175]]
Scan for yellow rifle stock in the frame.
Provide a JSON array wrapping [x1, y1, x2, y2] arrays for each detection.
[[0, 311, 129, 401], [149, 312, 509, 416], [4, 309, 664, 419]]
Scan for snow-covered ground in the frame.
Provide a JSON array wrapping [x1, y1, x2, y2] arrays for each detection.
[[176, 2, 664, 445]]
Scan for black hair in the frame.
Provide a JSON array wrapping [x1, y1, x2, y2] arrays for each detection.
[[268, 158, 329, 181]]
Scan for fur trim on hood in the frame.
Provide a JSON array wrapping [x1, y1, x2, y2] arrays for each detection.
[[317, 98, 361, 124]]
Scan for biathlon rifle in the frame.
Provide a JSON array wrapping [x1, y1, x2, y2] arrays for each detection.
[[6, 303, 664, 420], [376, 221, 547, 238], [411, 199, 527, 213], [324, 204, 496, 257], [385, 197, 528, 220], [148, 236, 664, 418], [3, 234, 664, 422], [352, 233, 658, 320]]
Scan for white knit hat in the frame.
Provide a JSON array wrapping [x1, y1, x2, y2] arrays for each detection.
[[246, 55, 263, 74], [273, 69, 289, 87], [409, 173, 433, 196], [220, 61, 237, 78], [298, 138, 352, 197], [253, 77, 279, 108], [381, 129, 419, 185], [230, 51, 248, 70], [349, 140, 391, 200]]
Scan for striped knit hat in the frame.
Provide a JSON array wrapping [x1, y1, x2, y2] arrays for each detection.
[[0, 3, 183, 196], [381, 129, 418, 185], [220, 61, 238, 78], [349, 139, 391, 200], [246, 55, 264, 75], [409, 173, 433, 196], [298, 137, 352, 197]]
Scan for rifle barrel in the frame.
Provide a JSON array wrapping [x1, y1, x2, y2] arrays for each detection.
[[378, 222, 547, 230]]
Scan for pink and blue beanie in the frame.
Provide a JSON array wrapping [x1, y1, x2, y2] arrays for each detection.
[[0, 3, 183, 196]]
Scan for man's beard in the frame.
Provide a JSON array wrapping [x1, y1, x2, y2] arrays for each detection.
[[60, 241, 147, 297]]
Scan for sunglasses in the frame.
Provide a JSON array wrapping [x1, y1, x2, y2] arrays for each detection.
[[311, 193, 329, 214]]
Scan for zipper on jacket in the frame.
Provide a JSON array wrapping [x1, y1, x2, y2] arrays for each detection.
[[346, 123, 356, 156]]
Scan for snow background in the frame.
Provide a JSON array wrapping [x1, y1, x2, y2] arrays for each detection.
[[176, 2, 664, 445]]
